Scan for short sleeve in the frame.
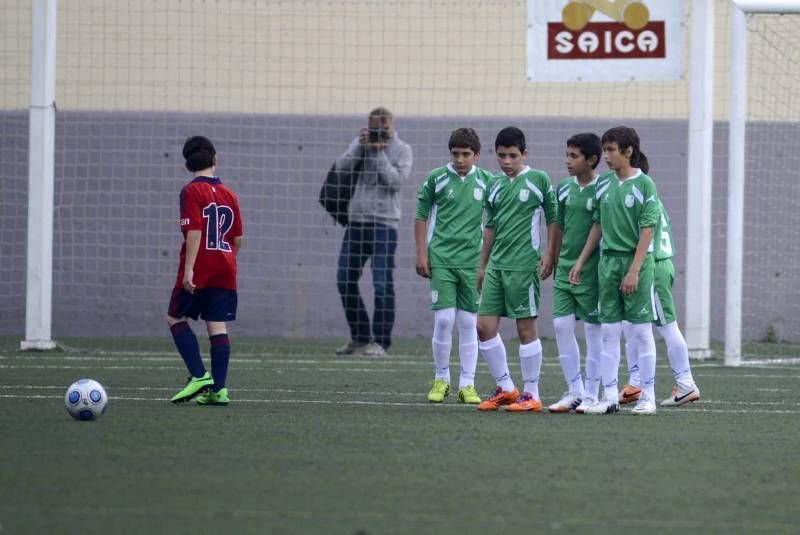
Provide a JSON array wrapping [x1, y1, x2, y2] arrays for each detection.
[[231, 194, 243, 238], [541, 175, 558, 225], [638, 178, 659, 228], [415, 175, 434, 220], [179, 186, 203, 231]]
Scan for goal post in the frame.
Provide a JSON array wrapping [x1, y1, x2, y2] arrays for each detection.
[[21, 0, 57, 351], [725, 0, 800, 366]]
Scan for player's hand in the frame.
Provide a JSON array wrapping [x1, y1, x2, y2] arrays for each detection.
[[477, 269, 485, 293], [539, 254, 554, 280], [568, 262, 583, 285], [183, 270, 196, 294], [415, 253, 431, 278], [620, 270, 639, 295]]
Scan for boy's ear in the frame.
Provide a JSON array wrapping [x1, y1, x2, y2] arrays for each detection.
[[588, 154, 598, 167]]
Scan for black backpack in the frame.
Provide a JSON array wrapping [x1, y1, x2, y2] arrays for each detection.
[[318, 159, 363, 226]]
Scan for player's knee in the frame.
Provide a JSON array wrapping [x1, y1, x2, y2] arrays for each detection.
[[476, 322, 496, 342], [433, 308, 455, 338], [455, 310, 477, 332], [553, 315, 575, 336]]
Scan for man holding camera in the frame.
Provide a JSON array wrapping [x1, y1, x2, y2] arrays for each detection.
[[334, 107, 413, 356]]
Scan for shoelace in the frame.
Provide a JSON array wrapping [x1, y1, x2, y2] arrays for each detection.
[[515, 393, 533, 403], [489, 387, 504, 399]]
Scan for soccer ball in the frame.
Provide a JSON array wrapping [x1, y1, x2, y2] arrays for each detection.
[[64, 379, 108, 421]]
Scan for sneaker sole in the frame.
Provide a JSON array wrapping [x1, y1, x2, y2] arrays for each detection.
[[631, 409, 656, 415], [548, 405, 575, 413]]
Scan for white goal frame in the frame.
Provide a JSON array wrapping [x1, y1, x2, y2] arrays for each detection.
[[725, 0, 800, 366]]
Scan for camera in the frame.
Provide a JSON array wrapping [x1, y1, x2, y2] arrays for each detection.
[[367, 128, 388, 143]]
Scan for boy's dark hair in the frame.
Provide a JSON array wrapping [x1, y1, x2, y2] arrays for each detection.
[[601, 126, 649, 174], [183, 136, 216, 172], [449, 127, 481, 153], [495, 126, 526, 153], [567, 133, 602, 169]]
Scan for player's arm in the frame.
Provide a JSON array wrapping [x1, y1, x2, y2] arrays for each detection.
[[375, 142, 412, 193], [232, 235, 243, 256], [183, 230, 201, 293], [414, 177, 433, 278], [540, 222, 558, 280], [477, 227, 495, 293], [568, 222, 601, 285], [539, 177, 559, 279], [620, 226, 653, 295]]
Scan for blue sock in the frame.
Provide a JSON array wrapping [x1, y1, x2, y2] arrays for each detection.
[[170, 322, 205, 378], [209, 334, 230, 393]]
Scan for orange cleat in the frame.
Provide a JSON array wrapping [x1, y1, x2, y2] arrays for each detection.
[[477, 386, 520, 411], [618, 384, 642, 404], [505, 392, 543, 412]]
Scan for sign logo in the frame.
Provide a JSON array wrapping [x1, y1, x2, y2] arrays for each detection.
[[549, 1, 664, 60], [527, 0, 683, 82], [586, 198, 593, 211], [474, 187, 483, 200], [519, 189, 530, 202], [431, 290, 438, 304]]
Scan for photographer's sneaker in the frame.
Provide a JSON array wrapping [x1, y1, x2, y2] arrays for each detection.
[[427, 379, 450, 403], [661, 383, 701, 407], [335, 341, 369, 355], [548, 392, 582, 413], [631, 393, 656, 415], [618, 384, 642, 404], [457, 385, 482, 405], [363, 343, 387, 357], [584, 398, 620, 415], [575, 396, 598, 414]]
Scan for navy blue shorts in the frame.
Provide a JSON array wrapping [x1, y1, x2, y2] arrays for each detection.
[[168, 288, 237, 322]]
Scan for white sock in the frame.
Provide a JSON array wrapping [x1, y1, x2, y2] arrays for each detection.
[[622, 320, 641, 387], [657, 321, 695, 388], [600, 322, 623, 402], [584, 322, 602, 399], [455, 310, 478, 389], [631, 322, 657, 399], [479, 334, 514, 392], [519, 339, 543, 399], [432, 308, 455, 382], [554, 314, 584, 396]]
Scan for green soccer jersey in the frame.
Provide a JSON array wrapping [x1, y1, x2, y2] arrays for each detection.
[[556, 175, 599, 272], [415, 164, 490, 268], [654, 199, 675, 261], [593, 170, 660, 253], [485, 166, 558, 271]]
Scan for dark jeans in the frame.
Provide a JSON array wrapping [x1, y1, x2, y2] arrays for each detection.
[[336, 222, 397, 349]]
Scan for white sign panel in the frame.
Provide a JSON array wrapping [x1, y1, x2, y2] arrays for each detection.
[[527, 0, 685, 82]]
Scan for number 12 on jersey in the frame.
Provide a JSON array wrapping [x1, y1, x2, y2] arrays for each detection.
[[203, 202, 234, 252]]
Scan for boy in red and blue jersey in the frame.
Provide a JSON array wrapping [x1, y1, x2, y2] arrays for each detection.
[[168, 136, 243, 405]]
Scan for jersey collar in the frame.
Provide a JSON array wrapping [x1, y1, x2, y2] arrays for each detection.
[[191, 175, 223, 185], [615, 169, 642, 182], [573, 174, 599, 189], [504, 165, 530, 179], [447, 163, 477, 178]]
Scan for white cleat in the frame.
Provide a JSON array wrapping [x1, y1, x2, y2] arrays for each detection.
[[631, 394, 657, 415], [660, 384, 701, 407], [583, 398, 620, 415], [575, 396, 597, 414], [548, 392, 582, 413]]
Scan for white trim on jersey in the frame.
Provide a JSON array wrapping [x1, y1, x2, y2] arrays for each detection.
[[530, 206, 542, 252], [434, 176, 450, 194], [488, 181, 502, 205], [632, 185, 644, 204], [476, 178, 486, 190], [426, 204, 438, 246], [596, 182, 611, 199], [524, 179, 544, 203], [558, 187, 570, 203]]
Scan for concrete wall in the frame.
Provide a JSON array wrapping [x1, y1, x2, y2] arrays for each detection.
[[3, 111, 799, 342]]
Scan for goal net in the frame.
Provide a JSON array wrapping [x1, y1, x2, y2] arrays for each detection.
[[2, 0, 711, 357]]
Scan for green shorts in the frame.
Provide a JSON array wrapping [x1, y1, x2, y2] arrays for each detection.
[[654, 258, 676, 326], [429, 267, 480, 312], [598, 253, 656, 324], [478, 267, 540, 319], [552, 264, 600, 324]]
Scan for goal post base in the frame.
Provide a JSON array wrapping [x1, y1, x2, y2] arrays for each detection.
[[21, 339, 58, 351], [689, 348, 714, 360]]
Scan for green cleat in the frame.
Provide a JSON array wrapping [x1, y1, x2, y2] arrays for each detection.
[[196, 387, 229, 405], [457, 385, 481, 404], [427, 379, 450, 403], [170, 372, 214, 403]]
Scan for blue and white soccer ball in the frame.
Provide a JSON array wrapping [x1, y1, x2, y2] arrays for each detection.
[[64, 379, 108, 421]]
